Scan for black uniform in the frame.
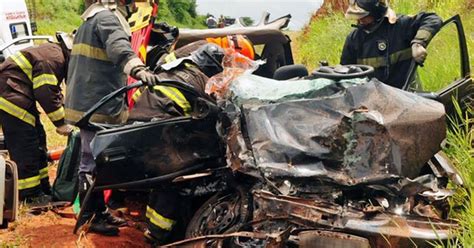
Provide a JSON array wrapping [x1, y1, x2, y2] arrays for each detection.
[[341, 12, 442, 88]]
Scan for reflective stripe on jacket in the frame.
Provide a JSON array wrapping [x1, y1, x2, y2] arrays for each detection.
[[65, 10, 136, 125], [128, 66, 209, 122], [132, 85, 192, 116], [128, 40, 210, 122], [341, 12, 442, 88], [0, 43, 67, 126]]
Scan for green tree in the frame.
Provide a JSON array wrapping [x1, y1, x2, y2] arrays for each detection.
[[241, 16, 254, 26]]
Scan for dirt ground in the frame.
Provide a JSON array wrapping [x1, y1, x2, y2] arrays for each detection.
[[0, 166, 150, 247]]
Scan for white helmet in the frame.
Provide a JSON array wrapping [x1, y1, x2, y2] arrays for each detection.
[[56, 31, 74, 51]]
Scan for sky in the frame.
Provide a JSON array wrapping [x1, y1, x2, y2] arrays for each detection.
[[195, 0, 324, 30]]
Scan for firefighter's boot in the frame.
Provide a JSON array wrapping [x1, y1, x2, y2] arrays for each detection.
[[77, 173, 120, 236]]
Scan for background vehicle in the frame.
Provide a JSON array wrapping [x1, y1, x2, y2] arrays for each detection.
[[0, 0, 38, 62]]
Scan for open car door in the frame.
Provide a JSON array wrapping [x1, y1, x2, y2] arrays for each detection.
[[417, 15, 473, 120]]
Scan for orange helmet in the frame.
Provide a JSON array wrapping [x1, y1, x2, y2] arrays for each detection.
[[206, 34, 255, 60]]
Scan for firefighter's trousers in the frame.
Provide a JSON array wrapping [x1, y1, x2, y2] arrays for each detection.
[[0, 110, 50, 200], [146, 189, 180, 241]]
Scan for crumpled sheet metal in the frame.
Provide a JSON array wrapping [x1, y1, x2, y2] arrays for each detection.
[[225, 77, 446, 186], [252, 191, 457, 242]]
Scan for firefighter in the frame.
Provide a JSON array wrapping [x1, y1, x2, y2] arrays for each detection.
[[128, 42, 226, 244], [0, 33, 73, 203], [64, 0, 159, 236], [340, 0, 442, 89]]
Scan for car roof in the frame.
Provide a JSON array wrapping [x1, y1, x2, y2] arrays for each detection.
[[176, 14, 291, 47]]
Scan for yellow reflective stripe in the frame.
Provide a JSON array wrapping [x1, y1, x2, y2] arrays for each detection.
[[357, 56, 386, 68], [357, 48, 413, 68], [10, 52, 33, 80], [184, 62, 195, 69], [389, 48, 412, 65], [18, 175, 41, 190], [154, 85, 191, 116], [132, 88, 143, 102], [164, 52, 177, 63], [0, 97, 36, 126], [71, 43, 110, 62], [415, 29, 433, 43], [39, 167, 49, 179], [146, 206, 176, 231], [139, 45, 147, 61], [33, 74, 58, 89], [47, 107, 65, 122]]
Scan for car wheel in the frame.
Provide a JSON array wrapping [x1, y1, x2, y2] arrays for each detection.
[[185, 186, 251, 238]]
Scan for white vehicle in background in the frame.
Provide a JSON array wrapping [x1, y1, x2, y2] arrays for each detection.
[[0, 0, 53, 63]]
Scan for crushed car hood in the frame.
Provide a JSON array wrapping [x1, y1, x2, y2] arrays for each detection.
[[223, 75, 446, 187]]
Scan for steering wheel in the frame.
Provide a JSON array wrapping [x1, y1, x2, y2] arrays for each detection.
[[310, 64, 374, 80]]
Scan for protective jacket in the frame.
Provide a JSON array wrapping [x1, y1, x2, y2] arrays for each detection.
[[129, 40, 210, 121], [340, 12, 442, 88], [65, 9, 137, 125], [128, 66, 209, 121], [0, 43, 67, 127]]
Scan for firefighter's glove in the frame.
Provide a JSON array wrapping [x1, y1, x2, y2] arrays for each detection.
[[411, 42, 427, 65], [131, 66, 159, 86], [56, 124, 74, 136]]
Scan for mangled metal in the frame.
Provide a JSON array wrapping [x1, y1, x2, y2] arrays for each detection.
[[190, 74, 459, 247], [84, 70, 460, 247], [223, 75, 446, 189]]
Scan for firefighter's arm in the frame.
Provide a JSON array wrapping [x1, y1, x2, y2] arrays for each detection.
[[31, 61, 68, 130], [96, 12, 158, 86], [407, 12, 443, 47], [96, 12, 136, 67], [403, 13, 442, 64]]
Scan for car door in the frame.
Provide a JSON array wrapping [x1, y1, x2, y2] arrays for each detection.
[[417, 15, 473, 120]]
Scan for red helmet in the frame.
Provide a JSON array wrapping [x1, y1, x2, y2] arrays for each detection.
[[206, 34, 255, 60]]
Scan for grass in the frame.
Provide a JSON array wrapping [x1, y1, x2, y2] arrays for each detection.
[[29, 0, 206, 36], [27, 0, 84, 35], [295, 0, 474, 246]]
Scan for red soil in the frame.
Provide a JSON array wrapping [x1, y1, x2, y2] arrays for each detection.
[[0, 167, 149, 247]]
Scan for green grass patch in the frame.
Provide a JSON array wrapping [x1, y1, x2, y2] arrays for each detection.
[[28, 0, 83, 34], [30, 0, 206, 36]]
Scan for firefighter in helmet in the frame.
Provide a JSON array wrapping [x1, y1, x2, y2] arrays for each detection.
[[341, 0, 442, 89], [0, 32, 74, 204], [65, 0, 159, 236]]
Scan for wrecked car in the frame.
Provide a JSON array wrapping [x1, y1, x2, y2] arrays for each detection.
[[178, 72, 461, 248], [71, 14, 473, 247], [74, 65, 464, 247]]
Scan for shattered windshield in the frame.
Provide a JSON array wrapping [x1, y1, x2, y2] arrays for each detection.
[[229, 74, 369, 104]]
